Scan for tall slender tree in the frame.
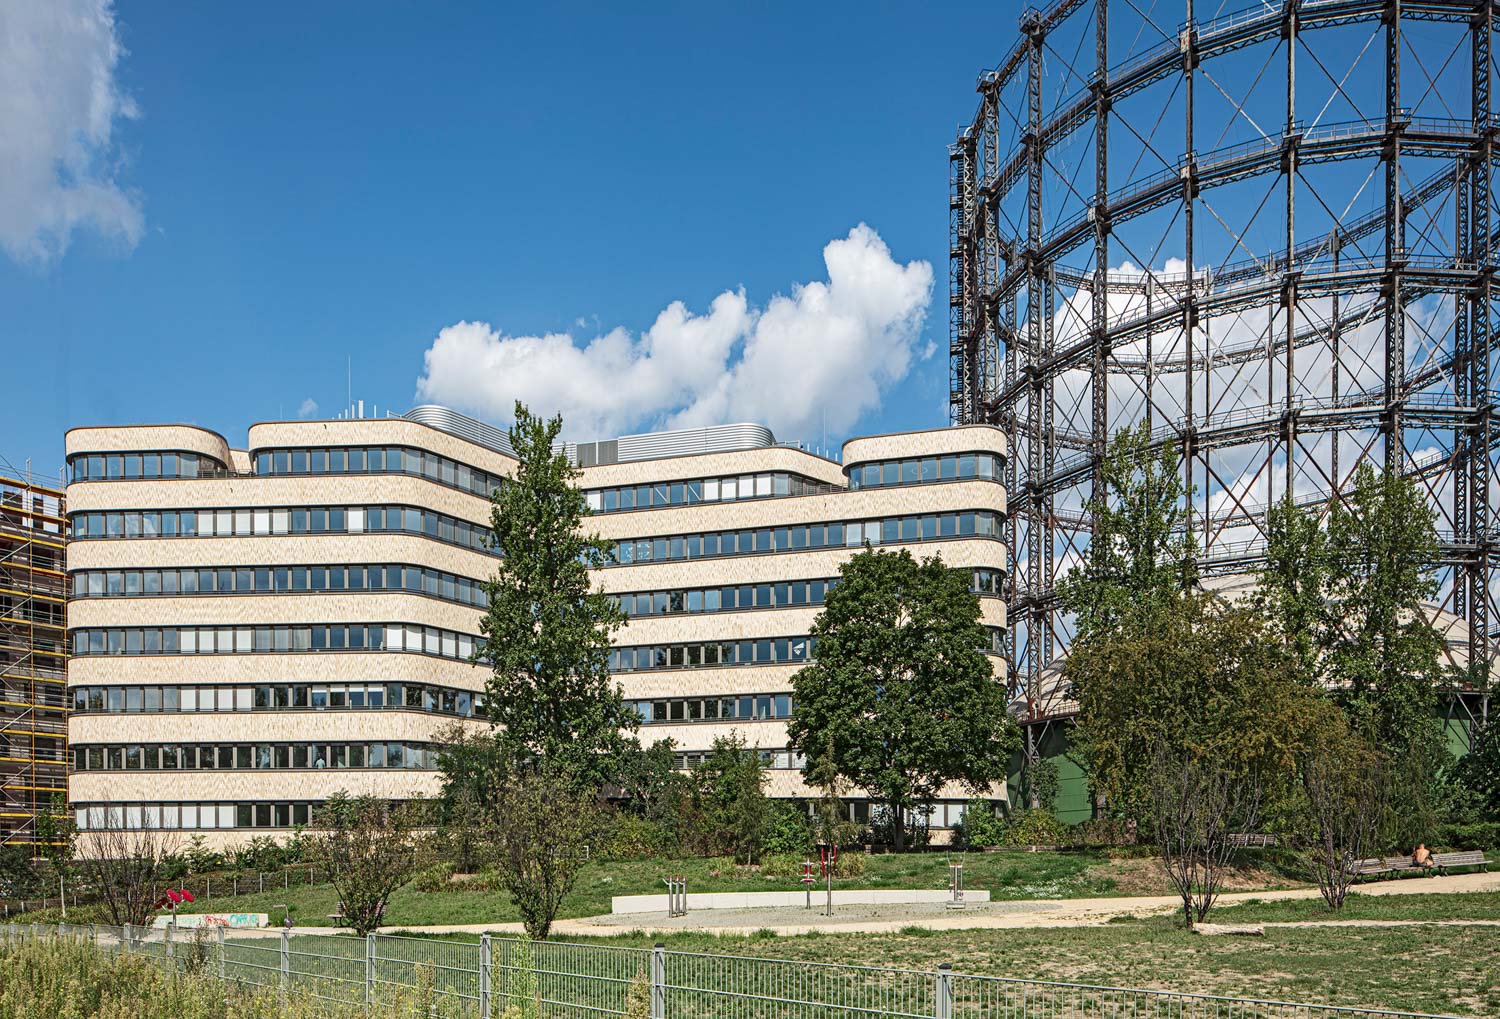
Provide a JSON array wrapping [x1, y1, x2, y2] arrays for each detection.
[[475, 402, 633, 787], [1056, 421, 1197, 639]]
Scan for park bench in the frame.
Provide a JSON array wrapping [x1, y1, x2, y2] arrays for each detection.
[[1351, 858, 1390, 880], [1227, 833, 1277, 848], [1432, 850, 1489, 875], [1381, 856, 1428, 878]]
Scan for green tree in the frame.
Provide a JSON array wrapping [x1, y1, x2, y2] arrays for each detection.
[[1071, 595, 1315, 815], [1258, 464, 1445, 837], [1256, 494, 1331, 686], [691, 732, 769, 863], [486, 755, 602, 940], [33, 793, 77, 917], [788, 547, 1018, 851], [309, 793, 426, 937], [476, 402, 633, 787], [1322, 464, 1443, 767], [1056, 421, 1197, 639]]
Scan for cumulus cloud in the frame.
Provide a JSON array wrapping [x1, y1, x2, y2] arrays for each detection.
[[297, 398, 319, 419], [415, 225, 933, 441], [0, 0, 142, 263]]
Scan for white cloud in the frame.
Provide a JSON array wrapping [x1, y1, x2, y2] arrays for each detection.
[[297, 398, 319, 419], [0, 1, 142, 263], [415, 224, 933, 441]]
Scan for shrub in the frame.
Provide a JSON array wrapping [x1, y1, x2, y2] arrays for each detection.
[[759, 853, 808, 880], [1436, 821, 1500, 852], [834, 850, 868, 877], [1004, 809, 1070, 847], [951, 798, 1008, 848], [762, 802, 814, 856], [601, 813, 674, 860]]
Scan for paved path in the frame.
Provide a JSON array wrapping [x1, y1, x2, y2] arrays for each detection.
[[253, 870, 1498, 940]]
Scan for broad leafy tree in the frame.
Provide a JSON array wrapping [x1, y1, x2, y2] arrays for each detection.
[[1322, 464, 1443, 764], [1256, 495, 1332, 686], [1070, 594, 1316, 814], [1063, 427, 1313, 816], [788, 547, 1017, 851], [476, 401, 633, 787]]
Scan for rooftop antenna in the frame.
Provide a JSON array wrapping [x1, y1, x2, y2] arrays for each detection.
[[347, 355, 353, 420]]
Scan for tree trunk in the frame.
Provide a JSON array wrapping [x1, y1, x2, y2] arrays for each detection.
[[891, 803, 905, 853]]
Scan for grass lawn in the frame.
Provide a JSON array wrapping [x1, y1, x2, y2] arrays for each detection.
[[540, 920, 1498, 1017], [169, 850, 1155, 926], [1209, 889, 1500, 924]]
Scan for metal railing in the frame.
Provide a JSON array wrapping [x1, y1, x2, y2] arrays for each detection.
[[0, 922, 1466, 1019]]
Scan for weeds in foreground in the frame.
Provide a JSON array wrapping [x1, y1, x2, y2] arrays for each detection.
[[0, 934, 471, 1018]]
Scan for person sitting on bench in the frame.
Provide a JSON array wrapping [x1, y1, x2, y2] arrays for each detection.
[[1413, 843, 1434, 869]]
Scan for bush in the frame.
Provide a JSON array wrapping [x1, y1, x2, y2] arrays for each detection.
[[762, 803, 814, 856], [759, 853, 808, 880], [951, 798, 1008, 848], [1436, 821, 1500, 852], [601, 813, 675, 860], [834, 850, 868, 877], [1074, 817, 1136, 847], [1005, 809, 1070, 847]]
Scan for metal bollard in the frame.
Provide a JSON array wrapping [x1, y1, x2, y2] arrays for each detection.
[[935, 963, 953, 1019], [650, 943, 666, 1019], [479, 934, 492, 1019], [365, 933, 376, 1007]]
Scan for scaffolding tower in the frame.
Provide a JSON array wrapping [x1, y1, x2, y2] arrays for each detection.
[[0, 464, 68, 846], [951, 0, 1499, 769]]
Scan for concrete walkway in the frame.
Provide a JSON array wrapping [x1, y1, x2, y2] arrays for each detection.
[[255, 870, 1498, 940]]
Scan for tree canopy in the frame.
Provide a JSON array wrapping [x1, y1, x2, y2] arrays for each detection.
[[1056, 421, 1197, 639], [475, 401, 633, 786], [788, 547, 1017, 850]]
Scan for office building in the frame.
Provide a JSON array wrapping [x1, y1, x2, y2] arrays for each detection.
[[65, 409, 1006, 847]]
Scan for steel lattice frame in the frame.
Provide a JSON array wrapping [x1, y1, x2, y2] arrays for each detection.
[[951, 0, 1499, 769]]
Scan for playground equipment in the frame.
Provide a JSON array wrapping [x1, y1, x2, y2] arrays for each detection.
[[946, 856, 966, 910], [661, 875, 687, 918]]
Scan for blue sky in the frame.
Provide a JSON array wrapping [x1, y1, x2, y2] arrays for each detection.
[[0, 1, 1018, 474]]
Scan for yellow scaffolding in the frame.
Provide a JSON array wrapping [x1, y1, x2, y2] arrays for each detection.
[[0, 467, 67, 847]]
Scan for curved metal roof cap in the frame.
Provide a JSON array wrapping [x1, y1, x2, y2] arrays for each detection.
[[403, 405, 516, 458], [405, 406, 779, 464]]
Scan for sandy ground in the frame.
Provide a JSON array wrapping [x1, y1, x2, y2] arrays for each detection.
[[226, 869, 1498, 939]]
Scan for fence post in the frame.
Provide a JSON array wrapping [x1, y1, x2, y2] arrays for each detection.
[[166, 921, 174, 960], [650, 943, 666, 1019], [365, 933, 376, 1007], [89, 923, 96, 949], [217, 925, 226, 980], [280, 928, 290, 996], [479, 933, 492, 1019], [123, 922, 131, 953], [935, 963, 953, 1019]]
